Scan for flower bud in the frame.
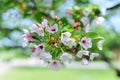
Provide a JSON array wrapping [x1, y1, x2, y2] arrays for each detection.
[[73, 22, 80, 28], [53, 16, 58, 21], [58, 21, 63, 25]]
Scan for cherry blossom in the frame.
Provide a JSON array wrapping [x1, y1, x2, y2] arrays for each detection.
[[76, 50, 89, 58], [30, 23, 44, 36], [31, 48, 39, 57], [49, 60, 61, 71], [63, 38, 76, 48], [79, 37, 92, 50], [61, 32, 71, 40], [60, 52, 73, 62], [40, 52, 52, 62], [35, 44, 45, 53], [47, 24, 58, 34], [22, 29, 32, 47], [61, 32, 76, 48], [97, 40, 104, 50]]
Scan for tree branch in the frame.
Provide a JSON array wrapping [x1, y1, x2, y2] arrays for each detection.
[[107, 3, 120, 10]]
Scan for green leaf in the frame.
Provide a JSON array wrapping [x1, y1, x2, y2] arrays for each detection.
[[86, 32, 104, 40]]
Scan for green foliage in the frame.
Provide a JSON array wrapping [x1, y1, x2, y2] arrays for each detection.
[[0, 68, 118, 80]]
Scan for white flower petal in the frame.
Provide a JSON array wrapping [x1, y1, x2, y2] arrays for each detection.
[[61, 32, 71, 40], [49, 60, 61, 71], [90, 53, 99, 61], [97, 40, 104, 50], [76, 50, 89, 58], [81, 58, 89, 65], [23, 29, 29, 34], [60, 52, 72, 62], [79, 37, 92, 50], [35, 44, 45, 53], [40, 52, 52, 62], [93, 17, 105, 25]]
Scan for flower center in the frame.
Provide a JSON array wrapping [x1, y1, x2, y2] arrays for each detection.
[[35, 23, 40, 27], [51, 28, 56, 32], [32, 48, 36, 52], [39, 45, 43, 49], [82, 40, 86, 44], [53, 61, 57, 65]]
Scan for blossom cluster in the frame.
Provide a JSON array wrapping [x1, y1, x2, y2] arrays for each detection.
[[22, 16, 104, 71]]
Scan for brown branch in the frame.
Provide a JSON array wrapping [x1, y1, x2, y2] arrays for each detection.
[[107, 3, 120, 10]]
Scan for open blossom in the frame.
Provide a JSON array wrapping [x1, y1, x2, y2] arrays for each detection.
[[90, 53, 99, 61], [49, 60, 61, 71], [48, 24, 58, 34], [76, 50, 89, 58], [40, 52, 52, 62], [61, 32, 76, 48], [22, 29, 32, 47], [35, 44, 45, 53], [30, 23, 44, 36], [61, 32, 71, 40], [79, 37, 92, 50], [60, 52, 72, 62], [63, 38, 76, 48], [97, 40, 104, 50]]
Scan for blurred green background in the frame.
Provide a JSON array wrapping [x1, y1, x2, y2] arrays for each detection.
[[0, 0, 120, 80]]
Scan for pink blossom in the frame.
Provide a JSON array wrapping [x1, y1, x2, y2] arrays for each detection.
[[79, 37, 92, 50], [49, 60, 61, 71], [31, 48, 39, 57], [48, 24, 58, 34], [35, 44, 45, 53], [22, 29, 32, 47]]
